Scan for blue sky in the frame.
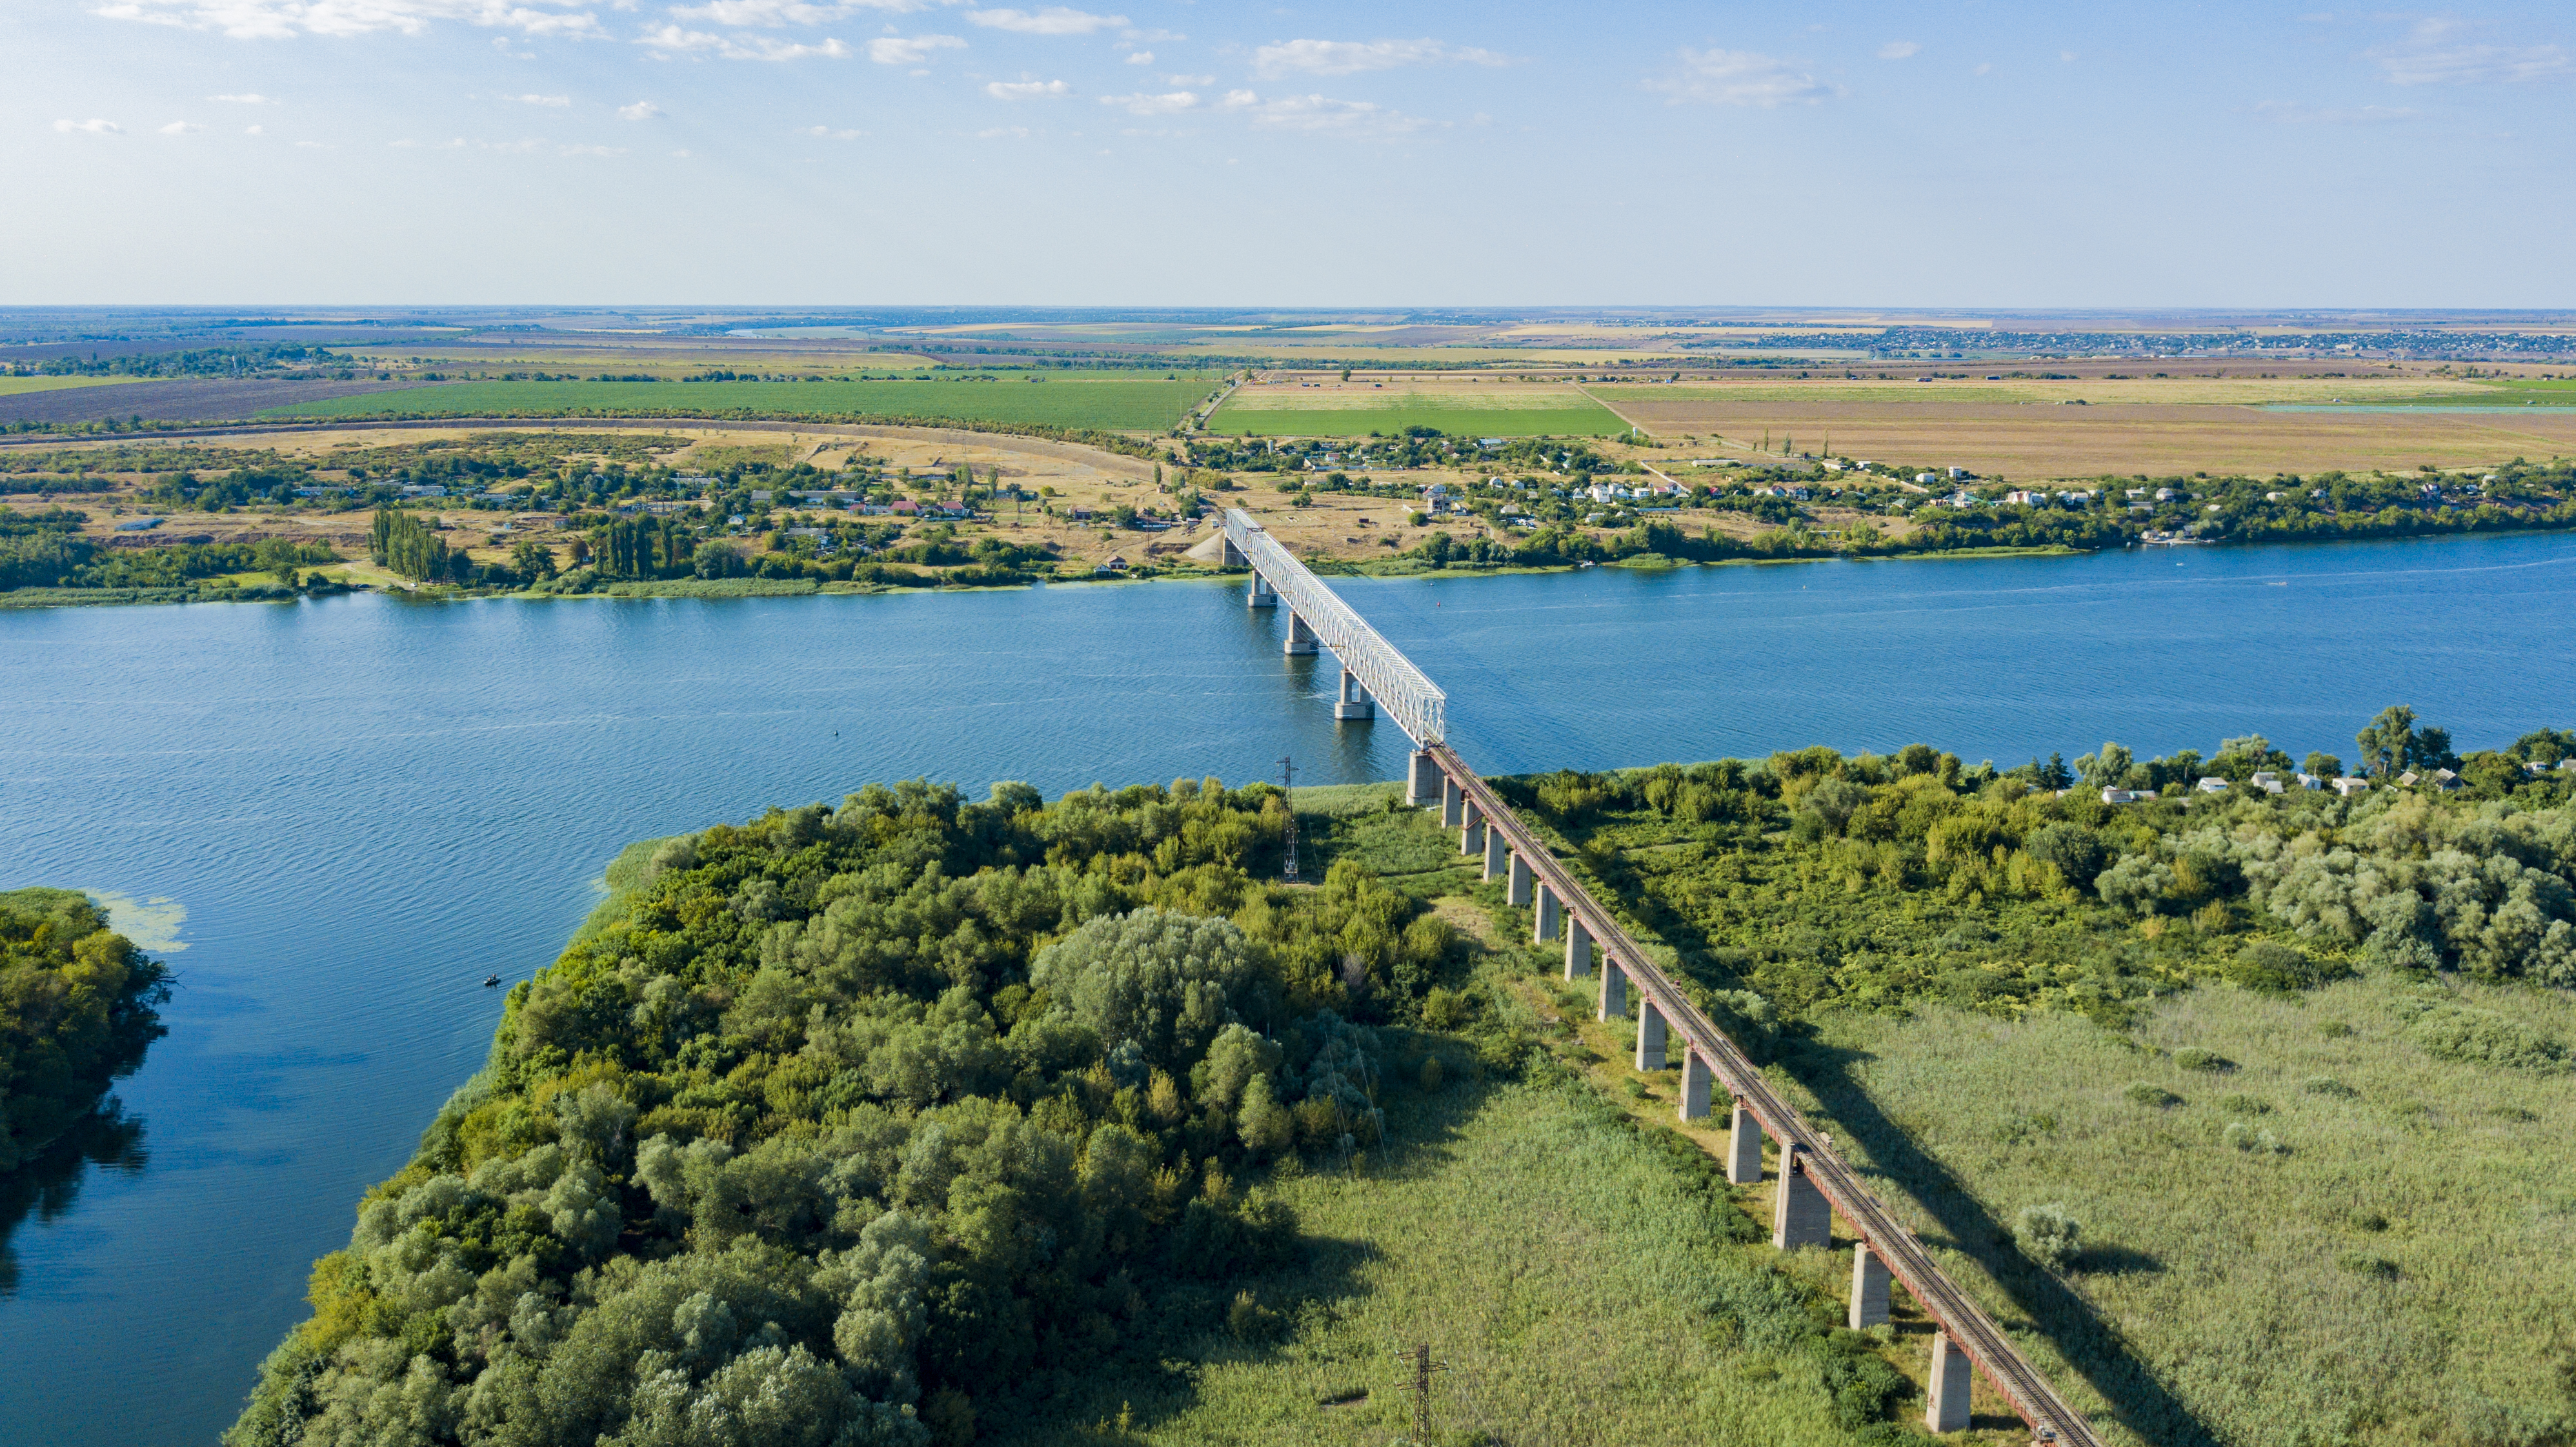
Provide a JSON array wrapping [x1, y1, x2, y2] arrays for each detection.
[[6, 2, 2571, 307]]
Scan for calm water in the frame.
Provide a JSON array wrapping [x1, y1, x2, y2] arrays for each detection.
[[3, 532, 2573, 1444]]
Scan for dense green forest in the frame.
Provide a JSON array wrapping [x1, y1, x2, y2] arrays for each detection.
[[0, 889, 170, 1173], [227, 778, 1484, 1447]]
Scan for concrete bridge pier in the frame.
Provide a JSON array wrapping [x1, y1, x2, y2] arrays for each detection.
[[1333, 668, 1374, 720], [1635, 998, 1666, 1070], [1926, 1333, 1973, 1433], [1849, 1243, 1893, 1330], [1407, 751, 1441, 807], [1533, 883, 1560, 942], [1678, 1048, 1712, 1120], [1441, 776, 1464, 829], [1507, 851, 1533, 907], [1461, 800, 1485, 856], [1482, 826, 1507, 880], [1247, 570, 1276, 608], [1283, 611, 1318, 655], [1598, 958, 1627, 1020], [1563, 915, 1593, 979], [1726, 1100, 1763, 1184], [1223, 536, 1251, 568], [1773, 1149, 1832, 1249]]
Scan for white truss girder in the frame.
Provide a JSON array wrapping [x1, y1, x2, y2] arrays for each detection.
[[1222, 509, 1446, 745]]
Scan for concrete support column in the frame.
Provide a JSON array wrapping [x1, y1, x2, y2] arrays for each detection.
[[1283, 611, 1318, 655], [1678, 1049, 1711, 1121], [1563, 914, 1593, 980], [1222, 536, 1249, 569], [1333, 667, 1374, 720], [1247, 571, 1276, 608], [1406, 751, 1440, 807], [1482, 825, 1507, 880], [1635, 998, 1666, 1071], [1598, 957, 1626, 1020], [1773, 1149, 1832, 1250], [1926, 1333, 1973, 1433], [1532, 884, 1560, 942], [1441, 776, 1464, 829], [1460, 800, 1484, 856], [1726, 1100, 1763, 1184], [1849, 1243, 1892, 1330], [1507, 851, 1533, 906]]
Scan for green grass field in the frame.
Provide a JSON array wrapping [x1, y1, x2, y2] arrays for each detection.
[[1003, 1075, 1893, 1447], [2375, 378, 2576, 407], [1211, 385, 1628, 438], [1776, 978, 2576, 1447], [255, 376, 1214, 431], [0, 376, 145, 396]]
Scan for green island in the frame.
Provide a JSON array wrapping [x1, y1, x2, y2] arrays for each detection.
[[0, 889, 172, 1292], [229, 711, 2576, 1447]]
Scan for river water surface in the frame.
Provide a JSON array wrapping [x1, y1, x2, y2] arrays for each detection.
[[4, 531, 2573, 1444]]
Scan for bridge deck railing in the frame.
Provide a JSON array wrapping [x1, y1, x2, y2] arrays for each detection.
[[1221, 509, 1445, 747]]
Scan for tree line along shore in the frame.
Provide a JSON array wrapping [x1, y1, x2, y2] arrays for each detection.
[[1, 421, 2573, 605]]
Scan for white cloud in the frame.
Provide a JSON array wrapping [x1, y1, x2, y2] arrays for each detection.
[[1252, 37, 1507, 78], [520, 92, 570, 105], [803, 124, 864, 137], [93, 0, 607, 40], [159, 119, 206, 132], [1163, 72, 1209, 85], [1647, 48, 1835, 106], [966, 6, 1123, 35], [639, 23, 850, 57], [865, 32, 961, 63], [1877, 40, 1918, 60], [976, 125, 1029, 137], [617, 99, 661, 119], [2059, 50, 2077, 63], [208, 92, 274, 103], [52, 118, 123, 134], [561, 143, 625, 155], [2251, 99, 2420, 123], [670, 0, 929, 24], [246, 123, 265, 134], [2375, 18, 2571, 85], [986, 77, 1069, 98], [1123, 48, 1149, 63], [1229, 90, 1436, 136], [294, 139, 327, 147], [1099, 89, 1197, 114]]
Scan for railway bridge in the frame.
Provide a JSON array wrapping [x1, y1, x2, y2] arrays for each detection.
[[1218, 507, 2102, 1446]]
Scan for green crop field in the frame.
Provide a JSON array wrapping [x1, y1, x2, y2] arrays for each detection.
[[0, 376, 145, 396], [1212, 386, 1629, 438], [254, 376, 1214, 431]]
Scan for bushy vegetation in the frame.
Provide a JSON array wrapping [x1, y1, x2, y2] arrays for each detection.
[[0, 889, 169, 1173], [1496, 724, 2576, 1028], [263, 378, 1209, 434], [226, 778, 1482, 1447]]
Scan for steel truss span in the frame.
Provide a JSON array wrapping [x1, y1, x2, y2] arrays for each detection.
[[1222, 509, 1446, 746]]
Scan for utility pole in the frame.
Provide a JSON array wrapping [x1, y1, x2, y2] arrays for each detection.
[[1278, 754, 1298, 882], [1393, 1344, 1445, 1441]]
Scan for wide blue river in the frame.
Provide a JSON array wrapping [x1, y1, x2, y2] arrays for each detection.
[[3, 531, 2573, 1444]]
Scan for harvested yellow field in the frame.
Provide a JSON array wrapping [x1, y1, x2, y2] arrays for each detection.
[[1593, 374, 2481, 407]]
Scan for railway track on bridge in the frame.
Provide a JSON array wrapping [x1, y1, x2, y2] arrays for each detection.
[[1433, 746, 2102, 1447], [1216, 504, 2104, 1444]]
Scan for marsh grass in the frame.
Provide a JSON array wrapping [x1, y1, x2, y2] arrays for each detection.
[[992, 1076, 1895, 1447], [1778, 975, 2576, 1446]]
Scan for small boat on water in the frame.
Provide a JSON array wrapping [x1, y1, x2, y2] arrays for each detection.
[[482, 973, 501, 988]]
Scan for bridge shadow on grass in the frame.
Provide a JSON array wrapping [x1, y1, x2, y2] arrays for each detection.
[[1790, 1038, 2219, 1447], [977, 1067, 1496, 1446], [1536, 826, 2220, 1447]]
